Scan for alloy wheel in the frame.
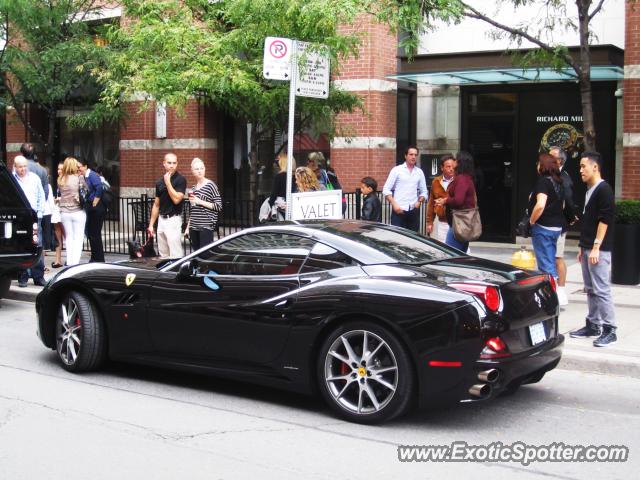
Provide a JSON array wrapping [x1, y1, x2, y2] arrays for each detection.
[[323, 329, 399, 415], [56, 297, 82, 365]]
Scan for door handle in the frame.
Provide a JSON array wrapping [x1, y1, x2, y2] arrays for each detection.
[[275, 298, 293, 309]]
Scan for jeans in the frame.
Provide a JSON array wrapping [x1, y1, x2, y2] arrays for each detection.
[[390, 208, 420, 232], [18, 217, 45, 283], [61, 209, 87, 266], [581, 249, 616, 327], [531, 224, 561, 278], [445, 226, 469, 252]]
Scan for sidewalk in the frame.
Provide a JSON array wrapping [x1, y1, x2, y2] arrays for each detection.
[[6, 242, 640, 379]]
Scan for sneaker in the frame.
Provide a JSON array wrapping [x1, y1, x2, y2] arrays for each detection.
[[33, 278, 47, 287], [593, 326, 617, 347], [556, 286, 568, 306], [18, 282, 28, 288], [570, 321, 602, 338]]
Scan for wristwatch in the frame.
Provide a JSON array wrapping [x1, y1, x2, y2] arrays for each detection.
[[593, 239, 601, 246]]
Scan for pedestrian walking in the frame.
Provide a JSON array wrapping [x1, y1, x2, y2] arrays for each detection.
[[58, 157, 87, 266], [185, 158, 222, 250], [426, 153, 456, 242], [528, 153, 566, 280], [12, 156, 46, 286], [569, 151, 617, 347], [382, 146, 427, 232], [360, 176, 382, 222], [148, 153, 187, 258]]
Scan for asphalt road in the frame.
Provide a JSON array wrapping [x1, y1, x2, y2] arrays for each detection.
[[1, 298, 638, 480]]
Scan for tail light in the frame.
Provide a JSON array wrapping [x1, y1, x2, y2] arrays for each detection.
[[480, 336, 511, 359], [548, 274, 557, 292], [32, 223, 39, 245], [450, 282, 501, 312]]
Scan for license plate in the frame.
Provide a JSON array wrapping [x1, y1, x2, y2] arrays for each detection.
[[529, 322, 547, 345]]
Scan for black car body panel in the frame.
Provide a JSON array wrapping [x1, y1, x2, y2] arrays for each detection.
[[0, 161, 40, 298], [36, 221, 564, 419]]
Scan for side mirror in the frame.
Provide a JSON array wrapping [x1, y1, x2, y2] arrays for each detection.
[[177, 260, 195, 281]]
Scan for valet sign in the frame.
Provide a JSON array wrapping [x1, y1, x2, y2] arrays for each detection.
[[291, 190, 343, 220]]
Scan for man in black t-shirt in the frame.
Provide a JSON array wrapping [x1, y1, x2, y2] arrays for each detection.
[[569, 151, 617, 347], [148, 153, 187, 258]]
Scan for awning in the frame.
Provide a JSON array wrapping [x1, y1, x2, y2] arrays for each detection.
[[388, 66, 623, 86]]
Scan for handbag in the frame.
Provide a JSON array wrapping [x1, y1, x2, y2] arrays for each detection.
[[451, 191, 482, 242], [78, 176, 90, 209], [516, 210, 532, 238], [452, 207, 482, 242]]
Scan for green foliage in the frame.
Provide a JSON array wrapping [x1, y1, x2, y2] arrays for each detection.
[[80, 0, 374, 138], [0, 1, 111, 114], [615, 200, 640, 225]]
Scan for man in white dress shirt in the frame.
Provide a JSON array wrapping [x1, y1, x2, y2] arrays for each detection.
[[383, 146, 428, 232]]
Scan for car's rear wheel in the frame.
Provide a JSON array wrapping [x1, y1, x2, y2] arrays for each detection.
[[317, 322, 415, 424], [56, 291, 106, 372]]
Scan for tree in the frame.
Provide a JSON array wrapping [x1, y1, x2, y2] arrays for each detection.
[[402, 0, 618, 151], [0, 0, 112, 166]]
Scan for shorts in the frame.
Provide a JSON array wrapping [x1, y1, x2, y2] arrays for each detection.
[[555, 231, 566, 258]]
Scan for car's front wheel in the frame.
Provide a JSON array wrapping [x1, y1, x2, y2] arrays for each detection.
[[56, 291, 106, 372], [317, 322, 415, 424]]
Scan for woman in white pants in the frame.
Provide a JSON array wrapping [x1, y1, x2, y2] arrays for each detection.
[[58, 157, 87, 266]]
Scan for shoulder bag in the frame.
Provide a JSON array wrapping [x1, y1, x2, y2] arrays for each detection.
[[452, 191, 482, 242]]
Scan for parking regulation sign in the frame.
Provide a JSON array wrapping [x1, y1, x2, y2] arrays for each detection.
[[263, 37, 293, 80], [295, 41, 330, 99]]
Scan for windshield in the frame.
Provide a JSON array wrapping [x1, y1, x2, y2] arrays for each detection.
[[320, 222, 462, 264]]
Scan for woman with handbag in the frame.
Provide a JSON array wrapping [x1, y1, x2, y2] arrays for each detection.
[[58, 157, 87, 266], [268, 153, 296, 221], [435, 151, 479, 252], [528, 153, 566, 279]]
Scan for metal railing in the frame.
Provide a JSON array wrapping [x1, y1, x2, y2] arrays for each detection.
[[89, 191, 428, 255]]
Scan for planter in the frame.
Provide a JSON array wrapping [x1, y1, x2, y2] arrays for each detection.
[[612, 223, 640, 285]]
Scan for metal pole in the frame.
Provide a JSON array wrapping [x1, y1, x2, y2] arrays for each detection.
[[285, 41, 297, 221]]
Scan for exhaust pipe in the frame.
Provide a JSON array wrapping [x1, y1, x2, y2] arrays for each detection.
[[478, 369, 500, 383], [468, 383, 492, 398]]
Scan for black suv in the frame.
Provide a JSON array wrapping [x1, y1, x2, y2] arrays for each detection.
[[0, 160, 40, 299]]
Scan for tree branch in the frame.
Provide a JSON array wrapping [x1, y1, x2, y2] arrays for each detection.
[[589, 0, 606, 22], [459, 1, 579, 72]]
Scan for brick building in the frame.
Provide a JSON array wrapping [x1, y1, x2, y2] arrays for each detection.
[[2, 1, 638, 242]]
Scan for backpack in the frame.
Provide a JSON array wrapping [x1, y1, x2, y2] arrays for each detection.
[[101, 182, 114, 207]]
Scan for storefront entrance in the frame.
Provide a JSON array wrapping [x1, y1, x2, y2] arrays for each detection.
[[461, 83, 617, 242]]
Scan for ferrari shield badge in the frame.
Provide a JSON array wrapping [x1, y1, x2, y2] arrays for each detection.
[[125, 273, 136, 287]]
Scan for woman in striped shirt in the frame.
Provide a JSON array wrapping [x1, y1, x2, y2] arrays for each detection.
[[186, 158, 222, 250]]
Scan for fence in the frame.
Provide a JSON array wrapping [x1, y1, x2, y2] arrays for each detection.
[[89, 191, 429, 255]]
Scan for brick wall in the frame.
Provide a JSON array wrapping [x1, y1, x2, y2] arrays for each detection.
[[119, 100, 219, 193], [623, 2, 640, 199], [331, 15, 398, 191]]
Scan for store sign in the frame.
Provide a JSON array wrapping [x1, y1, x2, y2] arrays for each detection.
[[291, 190, 342, 220]]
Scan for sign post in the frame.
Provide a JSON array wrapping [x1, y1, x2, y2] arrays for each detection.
[[285, 41, 298, 220], [263, 37, 330, 220]]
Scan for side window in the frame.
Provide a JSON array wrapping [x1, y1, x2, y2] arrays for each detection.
[[300, 243, 357, 274], [193, 232, 314, 276]]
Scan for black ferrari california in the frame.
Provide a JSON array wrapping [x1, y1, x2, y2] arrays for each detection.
[[36, 221, 563, 424]]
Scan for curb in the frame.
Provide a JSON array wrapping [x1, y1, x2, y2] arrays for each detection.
[[6, 285, 41, 303], [558, 347, 640, 379]]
